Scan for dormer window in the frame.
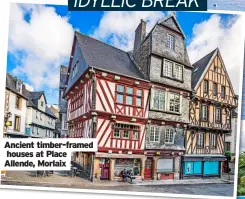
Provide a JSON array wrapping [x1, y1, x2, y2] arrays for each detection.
[[167, 34, 175, 50], [72, 61, 79, 79], [16, 80, 23, 93]]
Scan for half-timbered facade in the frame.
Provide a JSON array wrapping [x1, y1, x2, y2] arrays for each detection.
[[64, 31, 150, 181], [133, 14, 192, 180], [182, 48, 238, 178]]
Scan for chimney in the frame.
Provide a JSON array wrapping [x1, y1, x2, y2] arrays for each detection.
[[133, 19, 146, 54]]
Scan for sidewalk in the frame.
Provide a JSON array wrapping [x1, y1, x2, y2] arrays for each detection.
[[1, 171, 234, 188]]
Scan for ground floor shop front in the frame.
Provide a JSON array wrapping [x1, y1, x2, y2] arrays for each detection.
[[144, 151, 183, 180], [93, 152, 146, 181], [181, 155, 226, 179]]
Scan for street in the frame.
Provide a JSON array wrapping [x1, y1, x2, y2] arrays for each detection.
[[2, 171, 234, 196]]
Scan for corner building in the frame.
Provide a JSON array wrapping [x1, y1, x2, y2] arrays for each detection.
[[64, 31, 150, 181], [182, 48, 238, 178]]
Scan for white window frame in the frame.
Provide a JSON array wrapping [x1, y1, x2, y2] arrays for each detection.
[[150, 126, 160, 142], [165, 129, 175, 144], [167, 34, 175, 50], [168, 92, 181, 113], [162, 59, 183, 81], [151, 88, 165, 111]]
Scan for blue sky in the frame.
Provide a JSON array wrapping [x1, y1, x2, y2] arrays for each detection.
[[7, 4, 243, 106]]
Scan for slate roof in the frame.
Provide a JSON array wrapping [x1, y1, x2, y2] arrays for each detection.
[[75, 31, 145, 79], [191, 49, 217, 89], [6, 73, 56, 119], [6, 73, 29, 99]]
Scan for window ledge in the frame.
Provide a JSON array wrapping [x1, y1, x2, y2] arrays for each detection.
[[161, 75, 184, 83]]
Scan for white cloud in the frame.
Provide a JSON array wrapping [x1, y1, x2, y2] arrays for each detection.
[[187, 14, 245, 94], [91, 11, 165, 51], [9, 3, 74, 90], [24, 82, 34, 92]]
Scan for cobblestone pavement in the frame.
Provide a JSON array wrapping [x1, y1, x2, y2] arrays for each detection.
[[1, 171, 234, 197]]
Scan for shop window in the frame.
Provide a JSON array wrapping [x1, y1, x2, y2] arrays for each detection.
[[157, 158, 173, 172], [114, 159, 140, 177]]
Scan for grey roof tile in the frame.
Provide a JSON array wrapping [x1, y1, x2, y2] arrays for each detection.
[[75, 31, 145, 79], [191, 49, 217, 89]]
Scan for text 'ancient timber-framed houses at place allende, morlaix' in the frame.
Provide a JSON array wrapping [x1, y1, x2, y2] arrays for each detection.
[[63, 13, 238, 181]]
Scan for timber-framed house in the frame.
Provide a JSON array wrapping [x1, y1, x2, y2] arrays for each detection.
[[181, 48, 238, 179], [133, 13, 193, 180], [64, 31, 151, 181]]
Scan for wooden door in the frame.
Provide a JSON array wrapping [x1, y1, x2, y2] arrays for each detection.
[[144, 158, 153, 180]]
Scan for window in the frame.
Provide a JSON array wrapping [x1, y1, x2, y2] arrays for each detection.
[[215, 108, 221, 123], [14, 115, 21, 132], [132, 131, 138, 140], [15, 96, 21, 109], [123, 131, 130, 139], [168, 93, 180, 113], [165, 129, 175, 144], [221, 86, 225, 98], [225, 142, 231, 151], [113, 123, 140, 140], [40, 113, 42, 121], [167, 34, 175, 50], [197, 133, 204, 148], [150, 126, 160, 142], [152, 89, 165, 111], [162, 59, 183, 81], [72, 62, 79, 78], [113, 129, 120, 138], [211, 134, 216, 148], [204, 80, 209, 93], [174, 64, 183, 80], [163, 60, 173, 78], [201, 105, 208, 121], [37, 127, 39, 135], [32, 126, 34, 134], [213, 83, 217, 96], [116, 85, 143, 107], [41, 101, 44, 107]]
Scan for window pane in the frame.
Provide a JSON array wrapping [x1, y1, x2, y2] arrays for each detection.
[[137, 89, 142, 96], [167, 34, 175, 50], [123, 130, 129, 138], [133, 131, 138, 139], [163, 60, 173, 78], [136, 98, 142, 106], [126, 96, 133, 105], [126, 87, 133, 95], [116, 94, 123, 103], [174, 64, 183, 80], [117, 85, 124, 93], [114, 129, 120, 138]]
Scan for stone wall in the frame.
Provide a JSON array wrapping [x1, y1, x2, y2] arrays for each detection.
[[145, 124, 185, 150]]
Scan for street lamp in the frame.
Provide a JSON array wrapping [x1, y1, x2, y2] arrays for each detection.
[[4, 112, 12, 127]]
